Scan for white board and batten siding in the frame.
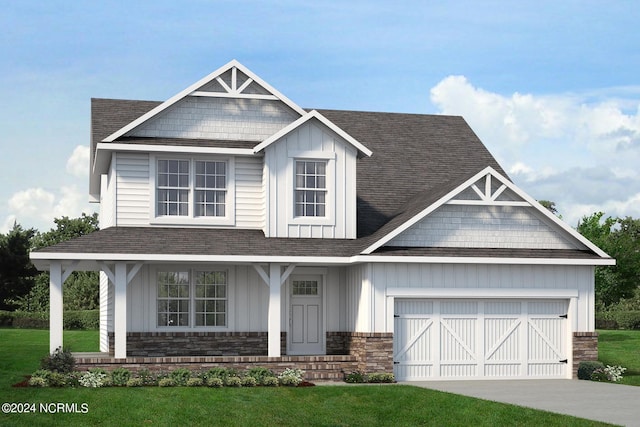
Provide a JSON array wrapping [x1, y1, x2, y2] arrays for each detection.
[[264, 120, 357, 239], [123, 265, 347, 333]]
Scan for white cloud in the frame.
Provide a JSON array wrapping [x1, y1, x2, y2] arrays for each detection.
[[430, 76, 640, 227], [66, 145, 90, 178], [3, 185, 95, 233]]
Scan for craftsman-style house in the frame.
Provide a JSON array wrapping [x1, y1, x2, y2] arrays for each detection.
[[31, 60, 614, 380]]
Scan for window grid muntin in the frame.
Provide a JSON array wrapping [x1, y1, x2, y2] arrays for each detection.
[[194, 271, 227, 327], [156, 269, 228, 328], [157, 271, 190, 327], [195, 161, 226, 217], [292, 280, 319, 296], [295, 160, 327, 217], [157, 160, 190, 216]]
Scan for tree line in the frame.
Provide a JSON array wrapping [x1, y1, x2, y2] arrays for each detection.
[[0, 210, 638, 312], [0, 213, 99, 312]]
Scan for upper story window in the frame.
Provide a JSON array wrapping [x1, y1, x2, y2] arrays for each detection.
[[156, 159, 228, 218], [295, 160, 326, 217]]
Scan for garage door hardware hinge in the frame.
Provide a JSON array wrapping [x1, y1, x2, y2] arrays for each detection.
[[559, 359, 568, 364], [394, 314, 399, 318], [393, 361, 399, 365], [559, 314, 568, 318]]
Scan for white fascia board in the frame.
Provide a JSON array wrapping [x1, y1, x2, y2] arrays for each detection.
[[30, 251, 615, 267], [103, 60, 306, 142], [351, 255, 616, 266], [362, 166, 613, 260], [96, 142, 256, 157], [386, 287, 579, 299], [253, 110, 373, 157]]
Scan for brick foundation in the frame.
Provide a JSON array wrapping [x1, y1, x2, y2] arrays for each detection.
[[327, 332, 394, 373], [108, 332, 287, 357], [92, 331, 393, 380], [573, 331, 598, 378]]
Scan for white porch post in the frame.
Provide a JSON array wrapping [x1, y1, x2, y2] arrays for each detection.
[[113, 262, 127, 359], [49, 261, 63, 354], [268, 263, 282, 357]]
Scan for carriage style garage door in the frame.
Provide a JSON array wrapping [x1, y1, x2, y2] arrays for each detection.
[[394, 299, 569, 380]]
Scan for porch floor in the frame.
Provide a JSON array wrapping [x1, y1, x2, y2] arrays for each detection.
[[73, 354, 359, 381]]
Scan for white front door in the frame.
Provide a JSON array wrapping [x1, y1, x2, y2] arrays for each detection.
[[288, 275, 323, 355]]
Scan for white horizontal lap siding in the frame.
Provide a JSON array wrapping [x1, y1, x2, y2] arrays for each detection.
[[371, 263, 594, 332], [115, 153, 150, 226], [235, 156, 264, 229], [389, 205, 584, 250]]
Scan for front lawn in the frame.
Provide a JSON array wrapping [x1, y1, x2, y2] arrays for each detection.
[[597, 329, 640, 386], [0, 329, 612, 426]]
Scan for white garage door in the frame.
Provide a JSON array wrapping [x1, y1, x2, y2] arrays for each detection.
[[394, 299, 569, 380]]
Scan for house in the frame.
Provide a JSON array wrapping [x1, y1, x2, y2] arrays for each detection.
[[30, 60, 614, 380]]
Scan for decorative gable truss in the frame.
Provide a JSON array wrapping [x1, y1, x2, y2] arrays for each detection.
[[363, 167, 610, 257], [102, 60, 306, 143]]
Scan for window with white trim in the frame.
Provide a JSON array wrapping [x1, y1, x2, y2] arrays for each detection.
[[156, 269, 228, 328], [294, 160, 326, 217], [156, 159, 227, 218]]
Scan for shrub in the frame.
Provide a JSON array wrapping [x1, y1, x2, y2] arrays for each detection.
[[261, 376, 279, 387], [246, 367, 276, 385], [158, 378, 176, 387], [603, 365, 627, 382], [63, 310, 100, 330], [578, 361, 605, 380], [79, 370, 107, 388], [40, 347, 75, 373], [206, 367, 236, 382], [206, 377, 224, 388], [170, 368, 192, 386], [614, 311, 640, 330], [241, 376, 258, 387], [278, 368, 305, 386], [28, 376, 47, 387], [345, 371, 366, 383], [110, 368, 132, 386], [48, 372, 69, 387], [0, 310, 14, 326], [367, 373, 395, 383], [126, 378, 143, 387], [225, 376, 242, 387], [186, 377, 204, 387], [137, 368, 157, 386]]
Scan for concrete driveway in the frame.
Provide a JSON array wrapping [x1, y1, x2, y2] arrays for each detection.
[[404, 379, 640, 426]]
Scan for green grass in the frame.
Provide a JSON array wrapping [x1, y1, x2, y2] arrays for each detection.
[[598, 329, 640, 386], [0, 329, 612, 427]]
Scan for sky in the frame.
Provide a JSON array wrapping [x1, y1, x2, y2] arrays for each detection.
[[2, 0, 640, 233]]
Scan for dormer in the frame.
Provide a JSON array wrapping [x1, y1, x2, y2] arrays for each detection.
[[255, 111, 371, 239]]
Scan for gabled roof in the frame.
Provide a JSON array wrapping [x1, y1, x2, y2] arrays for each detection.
[[253, 110, 372, 157], [361, 166, 611, 258], [102, 60, 306, 143]]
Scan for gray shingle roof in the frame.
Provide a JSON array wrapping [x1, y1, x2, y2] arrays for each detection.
[[47, 98, 600, 261]]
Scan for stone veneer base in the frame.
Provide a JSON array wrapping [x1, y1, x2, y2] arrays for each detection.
[[572, 331, 598, 378]]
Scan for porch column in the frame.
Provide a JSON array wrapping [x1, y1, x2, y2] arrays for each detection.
[[268, 263, 282, 357], [49, 261, 63, 354], [113, 262, 127, 359]]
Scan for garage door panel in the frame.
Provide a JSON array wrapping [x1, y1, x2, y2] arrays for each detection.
[[394, 299, 568, 381], [440, 318, 476, 361], [484, 318, 520, 361]]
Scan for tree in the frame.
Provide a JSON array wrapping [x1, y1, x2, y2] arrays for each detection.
[[577, 212, 640, 308], [0, 223, 38, 310], [15, 213, 100, 312], [538, 200, 558, 215]]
